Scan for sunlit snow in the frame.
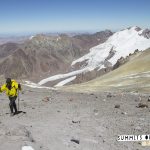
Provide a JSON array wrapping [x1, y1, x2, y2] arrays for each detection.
[[38, 26, 150, 86]]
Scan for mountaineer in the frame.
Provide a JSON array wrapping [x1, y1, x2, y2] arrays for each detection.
[[0, 78, 21, 116]]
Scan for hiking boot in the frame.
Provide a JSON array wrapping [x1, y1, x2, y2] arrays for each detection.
[[13, 111, 18, 115]]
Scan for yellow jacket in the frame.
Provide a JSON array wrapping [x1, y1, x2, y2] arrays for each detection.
[[0, 80, 20, 97]]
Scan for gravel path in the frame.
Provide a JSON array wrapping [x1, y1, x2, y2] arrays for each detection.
[[0, 87, 150, 150]]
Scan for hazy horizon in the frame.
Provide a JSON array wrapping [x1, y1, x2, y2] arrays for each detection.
[[0, 0, 150, 35]]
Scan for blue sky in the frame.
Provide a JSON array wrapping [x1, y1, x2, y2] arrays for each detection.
[[0, 0, 150, 34]]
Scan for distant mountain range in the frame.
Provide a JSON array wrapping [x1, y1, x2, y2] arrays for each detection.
[[0, 36, 29, 45], [0, 30, 112, 80], [0, 26, 150, 89]]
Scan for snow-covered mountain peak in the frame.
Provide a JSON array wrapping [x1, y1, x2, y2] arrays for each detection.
[[72, 26, 150, 68], [127, 26, 142, 31], [38, 26, 150, 86]]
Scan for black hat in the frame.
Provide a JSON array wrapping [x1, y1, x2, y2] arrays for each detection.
[[6, 78, 11, 84]]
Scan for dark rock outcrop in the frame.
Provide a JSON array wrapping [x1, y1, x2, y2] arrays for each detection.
[[139, 29, 150, 39]]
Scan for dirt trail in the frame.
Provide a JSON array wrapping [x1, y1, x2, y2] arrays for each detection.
[[0, 87, 150, 150]]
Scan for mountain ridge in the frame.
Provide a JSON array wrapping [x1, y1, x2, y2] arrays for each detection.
[[0, 30, 112, 79], [64, 48, 150, 93], [38, 26, 150, 87]]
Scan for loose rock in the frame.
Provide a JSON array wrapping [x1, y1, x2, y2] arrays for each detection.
[[115, 104, 120, 108], [69, 98, 73, 102], [90, 93, 94, 95], [137, 103, 148, 108], [71, 139, 80, 144], [107, 93, 112, 98], [121, 112, 127, 115], [42, 97, 50, 102], [72, 120, 80, 124]]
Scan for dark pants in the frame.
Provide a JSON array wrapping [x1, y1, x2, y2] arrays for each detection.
[[9, 96, 17, 113]]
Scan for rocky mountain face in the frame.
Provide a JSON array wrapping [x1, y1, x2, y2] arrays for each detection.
[[74, 30, 113, 53], [37, 26, 150, 87], [139, 28, 150, 39], [0, 43, 19, 58], [0, 30, 113, 79]]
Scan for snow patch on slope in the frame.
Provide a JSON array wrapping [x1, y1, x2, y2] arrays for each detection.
[[38, 68, 89, 85], [23, 81, 54, 89], [55, 76, 76, 87], [22, 146, 34, 150]]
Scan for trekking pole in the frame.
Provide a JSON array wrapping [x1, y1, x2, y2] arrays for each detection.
[[18, 90, 20, 111]]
